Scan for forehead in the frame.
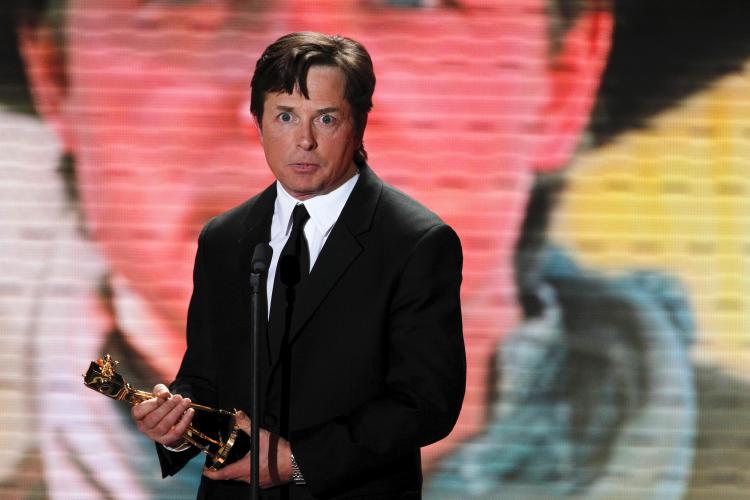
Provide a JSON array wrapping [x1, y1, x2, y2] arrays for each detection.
[[64, 0, 549, 39], [263, 66, 349, 107], [63, 0, 551, 83]]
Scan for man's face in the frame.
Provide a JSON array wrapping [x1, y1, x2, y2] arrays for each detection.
[[53, 2, 552, 327], [50, 0, 275, 358], [24, 0, 609, 462], [258, 66, 359, 200]]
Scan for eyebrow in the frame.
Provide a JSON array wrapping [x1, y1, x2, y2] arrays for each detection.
[[275, 105, 341, 114]]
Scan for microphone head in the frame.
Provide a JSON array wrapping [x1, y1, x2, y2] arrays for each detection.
[[251, 243, 273, 274]]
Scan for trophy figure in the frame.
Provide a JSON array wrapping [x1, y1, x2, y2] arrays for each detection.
[[83, 354, 250, 471]]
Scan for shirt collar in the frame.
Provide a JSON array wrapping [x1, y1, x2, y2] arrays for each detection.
[[273, 172, 360, 238]]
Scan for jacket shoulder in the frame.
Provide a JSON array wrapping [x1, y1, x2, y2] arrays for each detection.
[[201, 185, 274, 241], [377, 182, 450, 238]]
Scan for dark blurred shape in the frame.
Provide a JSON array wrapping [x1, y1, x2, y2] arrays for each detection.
[[591, 0, 750, 144], [0, 3, 32, 112]]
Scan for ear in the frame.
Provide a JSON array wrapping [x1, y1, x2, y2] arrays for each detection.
[[535, 7, 614, 171], [253, 115, 264, 144], [17, 22, 74, 152]]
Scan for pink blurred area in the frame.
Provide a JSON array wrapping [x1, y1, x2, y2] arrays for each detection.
[[11, 0, 610, 487]]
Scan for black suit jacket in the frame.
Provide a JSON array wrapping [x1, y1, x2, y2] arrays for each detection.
[[157, 165, 465, 499]]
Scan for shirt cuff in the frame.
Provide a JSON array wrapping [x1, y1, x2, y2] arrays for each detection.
[[162, 440, 191, 452]]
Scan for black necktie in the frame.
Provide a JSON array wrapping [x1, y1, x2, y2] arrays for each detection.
[[266, 204, 310, 435], [269, 204, 310, 336]]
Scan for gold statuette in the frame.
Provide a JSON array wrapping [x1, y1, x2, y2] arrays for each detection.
[[83, 354, 249, 471]]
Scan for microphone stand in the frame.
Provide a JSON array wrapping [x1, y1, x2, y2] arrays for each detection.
[[250, 243, 272, 500]]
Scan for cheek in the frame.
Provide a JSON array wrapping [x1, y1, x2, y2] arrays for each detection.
[[260, 126, 291, 156], [358, 8, 548, 303], [324, 127, 357, 159]]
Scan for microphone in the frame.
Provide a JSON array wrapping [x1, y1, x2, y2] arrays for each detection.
[[251, 242, 273, 275], [248, 242, 271, 500]]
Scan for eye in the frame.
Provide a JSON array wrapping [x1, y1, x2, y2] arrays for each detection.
[[278, 112, 293, 123], [382, 0, 457, 7], [320, 114, 335, 125], [385, 0, 423, 6]]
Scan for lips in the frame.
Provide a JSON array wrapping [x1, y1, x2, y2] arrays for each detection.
[[289, 162, 320, 171]]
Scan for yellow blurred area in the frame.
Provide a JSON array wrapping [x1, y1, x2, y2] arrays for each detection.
[[553, 58, 750, 376]]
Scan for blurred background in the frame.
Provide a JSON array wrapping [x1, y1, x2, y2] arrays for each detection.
[[1, 1, 749, 498]]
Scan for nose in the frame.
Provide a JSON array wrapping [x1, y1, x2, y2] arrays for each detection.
[[297, 121, 317, 151]]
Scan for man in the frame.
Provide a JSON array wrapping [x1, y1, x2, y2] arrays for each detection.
[[12, 1, 613, 497], [131, 32, 466, 499]]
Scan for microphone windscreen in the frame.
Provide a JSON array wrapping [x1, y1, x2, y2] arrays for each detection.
[[251, 243, 273, 274]]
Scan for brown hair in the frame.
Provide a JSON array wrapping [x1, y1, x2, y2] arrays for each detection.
[[250, 32, 376, 164]]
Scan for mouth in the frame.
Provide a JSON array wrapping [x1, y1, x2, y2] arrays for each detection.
[[289, 163, 320, 172]]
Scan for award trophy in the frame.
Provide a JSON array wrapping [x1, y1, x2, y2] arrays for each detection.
[[83, 354, 249, 471]]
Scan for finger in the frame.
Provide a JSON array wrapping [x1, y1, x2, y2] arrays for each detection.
[[140, 395, 192, 435], [146, 396, 191, 432], [157, 407, 195, 446], [203, 453, 250, 483], [148, 403, 192, 444], [153, 384, 171, 399], [234, 410, 251, 433], [171, 407, 194, 438], [141, 394, 189, 426], [131, 396, 164, 420], [132, 383, 173, 420]]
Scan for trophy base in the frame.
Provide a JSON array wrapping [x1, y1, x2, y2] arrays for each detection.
[[203, 418, 251, 471]]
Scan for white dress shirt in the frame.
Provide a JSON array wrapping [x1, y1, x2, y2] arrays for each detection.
[[266, 173, 360, 317]]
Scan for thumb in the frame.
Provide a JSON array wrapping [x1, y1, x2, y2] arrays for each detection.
[[234, 410, 251, 434], [152, 384, 171, 399]]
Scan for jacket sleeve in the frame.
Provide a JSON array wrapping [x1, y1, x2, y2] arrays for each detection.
[[290, 223, 466, 496], [156, 220, 219, 477]]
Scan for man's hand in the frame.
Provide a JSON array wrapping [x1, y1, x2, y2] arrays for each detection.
[[202, 411, 293, 488], [131, 383, 194, 448]]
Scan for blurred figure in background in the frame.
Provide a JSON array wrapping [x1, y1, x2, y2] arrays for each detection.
[[4, 0, 704, 498]]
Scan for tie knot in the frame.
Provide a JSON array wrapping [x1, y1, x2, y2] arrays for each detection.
[[291, 204, 310, 231]]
